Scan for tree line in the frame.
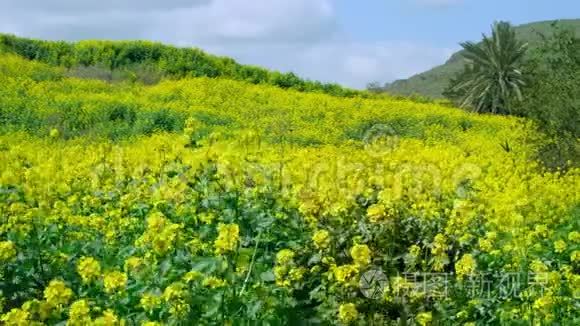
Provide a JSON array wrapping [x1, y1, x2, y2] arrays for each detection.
[[444, 21, 579, 168]]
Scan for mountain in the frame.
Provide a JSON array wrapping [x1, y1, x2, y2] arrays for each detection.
[[383, 19, 580, 98]]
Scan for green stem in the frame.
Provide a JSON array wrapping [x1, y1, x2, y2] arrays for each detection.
[[239, 229, 262, 296]]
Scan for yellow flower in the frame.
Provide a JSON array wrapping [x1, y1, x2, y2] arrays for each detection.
[[533, 293, 554, 314], [570, 274, 580, 298], [486, 232, 498, 241], [416, 311, 433, 326], [214, 223, 240, 254], [161, 282, 190, 317], [183, 270, 203, 283], [185, 117, 200, 131], [312, 230, 330, 249], [93, 309, 122, 326], [568, 231, 580, 243], [140, 293, 161, 313], [145, 221, 183, 256], [142, 322, 163, 326], [169, 301, 190, 318], [188, 238, 205, 255], [146, 212, 167, 232], [163, 283, 186, 302], [338, 303, 358, 324], [68, 299, 91, 325], [534, 224, 549, 238], [289, 267, 307, 282], [350, 244, 371, 266], [530, 260, 548, 274], [478, 238, 493, 252], [0, 241, 16, 262], [103, 271, 128, 294], [44, 280, 73, 307], [571, 250, 580, 263], [455, 254, 477, 279], [274, 265, 290, 287], [366, 204, 385, 223], [276, 249, 295, 265], [333, 264, 359, 284], [37, 300, 52, 321], [199, 212, 216, 224], [458, 233, 473, 245], [432, 234, 447, 256], [456, 310, 468, 319], [124, 256, 144, 273], [202, 276, 227, 289], [1, 308, 29, 326], [49, 128, 60, 138], [409, 244, 421, 258], [554, 240, 567, 253], [77, 256, 101, 283]]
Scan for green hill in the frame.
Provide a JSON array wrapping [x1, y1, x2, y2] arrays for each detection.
[[0, 34, 366, 98], [383, 19, 580, 98]]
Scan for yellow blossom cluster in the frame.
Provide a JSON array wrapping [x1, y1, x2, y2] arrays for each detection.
[[0, 241, 16, 262], [312, 229, 331, 250], [77, 256, 102, 283], [214, 223, 240, 254], [103, 271, 128, 294]]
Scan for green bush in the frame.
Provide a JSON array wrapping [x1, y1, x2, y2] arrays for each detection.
[[515, 23, 580, 169]]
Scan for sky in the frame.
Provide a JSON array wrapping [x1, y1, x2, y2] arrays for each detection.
[[0, 0, 578, 89]]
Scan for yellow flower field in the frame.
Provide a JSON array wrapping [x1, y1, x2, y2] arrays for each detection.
[[0, 54, 579, 324]]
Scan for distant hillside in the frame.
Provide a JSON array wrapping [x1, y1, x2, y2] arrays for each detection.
[[384, 19, 580, 98], [0, 34, 365, 98]]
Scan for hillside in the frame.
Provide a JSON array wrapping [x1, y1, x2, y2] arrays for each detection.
[[0, 34, 365, 98], [0, 40, 579, 325], [0, 53, 507, 142], [384, 19, 580, 98]]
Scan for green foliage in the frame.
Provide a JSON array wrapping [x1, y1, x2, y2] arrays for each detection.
[[445, 22, 528, 114], [0, 34, 369, 98], [515, 23, 580, 168], [386, 19, 580, 98], [517, 24, 580, 137], [1, 45, 579, 325], [0, 53, 511, 143]]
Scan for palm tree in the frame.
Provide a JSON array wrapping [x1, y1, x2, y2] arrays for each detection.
[[452, 21, 528, 114]]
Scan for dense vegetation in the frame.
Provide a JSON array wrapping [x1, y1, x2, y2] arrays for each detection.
[[444, 22, 528, 114], [443, 21, 579, 169], [515, 25, 580, 169], [0, 37, 579, 325], [381, 19, 580, 98], [0, 34, 365, 98]]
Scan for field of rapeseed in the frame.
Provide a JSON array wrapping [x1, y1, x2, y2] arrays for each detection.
[[0, 54, 579, 325]]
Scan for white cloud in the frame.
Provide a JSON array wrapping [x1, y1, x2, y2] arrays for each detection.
[[154, 0, 337, 43], [0, 0, 337, 43], [0, 0, 453, 88], [203, 42, 452, 88], [1, 0, 210, 13]]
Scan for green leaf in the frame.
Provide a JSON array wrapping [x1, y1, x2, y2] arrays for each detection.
[[260, 271, 275, 282]]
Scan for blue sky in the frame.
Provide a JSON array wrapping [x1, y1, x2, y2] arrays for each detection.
[[0, 0, 578, 88], [337, 0, 579, 45]]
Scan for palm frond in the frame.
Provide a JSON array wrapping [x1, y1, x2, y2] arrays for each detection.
[[453, 21, 528, 114]]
